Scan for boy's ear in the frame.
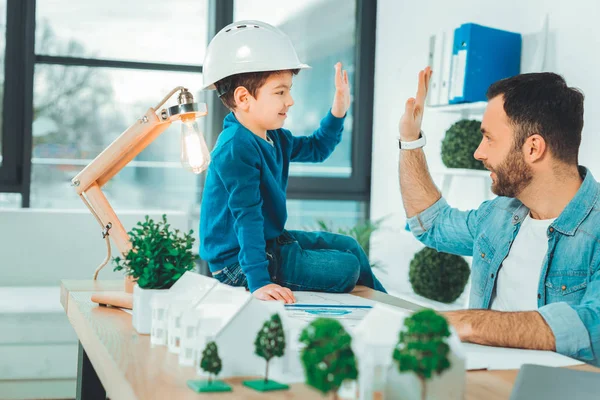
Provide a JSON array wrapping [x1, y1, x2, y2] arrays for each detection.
[[233, 86, 251, 111]]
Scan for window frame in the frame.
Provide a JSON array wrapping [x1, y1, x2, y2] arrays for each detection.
[[0, 0, 376, 214], [0, 0, 35, 200], [204, 0, 376, 207], [286, 0, 377, 205]]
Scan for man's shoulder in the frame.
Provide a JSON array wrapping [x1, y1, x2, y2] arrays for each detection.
[[578, 198, 600, 236]]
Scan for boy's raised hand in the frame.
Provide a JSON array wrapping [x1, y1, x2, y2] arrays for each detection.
[[331, 62, 350, 118]]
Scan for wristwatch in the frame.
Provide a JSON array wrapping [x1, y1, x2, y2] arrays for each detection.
[[399, 131, 426, 150]]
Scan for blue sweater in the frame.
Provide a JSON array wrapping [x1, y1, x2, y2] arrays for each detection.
[[200, 110, 345, 292]]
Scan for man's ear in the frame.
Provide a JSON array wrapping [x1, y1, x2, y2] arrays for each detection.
[[234, 86, 251, 111], [525, 134, 547, 163]]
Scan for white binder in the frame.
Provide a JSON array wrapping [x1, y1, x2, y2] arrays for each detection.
[[427, 33, 443, 106], [439, 29, 455, 105]]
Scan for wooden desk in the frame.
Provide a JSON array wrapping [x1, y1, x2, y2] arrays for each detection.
[[61, 280, 599, 400]]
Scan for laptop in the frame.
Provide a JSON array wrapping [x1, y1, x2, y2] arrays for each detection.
[[510, 364, 600, 400]]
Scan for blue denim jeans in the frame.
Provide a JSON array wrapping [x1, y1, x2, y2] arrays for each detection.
[[212, 230, 387, 294]]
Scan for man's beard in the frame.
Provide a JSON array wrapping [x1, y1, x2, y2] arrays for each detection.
[[485, 149, 533, 198]]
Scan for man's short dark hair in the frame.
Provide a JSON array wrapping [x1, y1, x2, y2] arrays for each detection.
[[215, 69, 300, 111], [486, 72, 584, 165]]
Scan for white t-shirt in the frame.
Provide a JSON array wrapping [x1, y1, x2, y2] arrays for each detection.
[[490, 213, 556, 311]]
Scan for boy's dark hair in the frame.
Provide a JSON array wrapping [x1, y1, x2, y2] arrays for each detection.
[[215, 69, 300, 111], [486, 72, 584, 165]]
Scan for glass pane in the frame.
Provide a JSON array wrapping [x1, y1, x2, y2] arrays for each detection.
[[31, 65, 207, 210], [234, 0, 356, 178], [0, 0, 6, 166], [35, 0, 208, 65], [0, 192, 21, 208], [285, 199, 365, 230]]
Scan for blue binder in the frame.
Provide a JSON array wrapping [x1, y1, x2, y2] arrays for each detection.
[[449, 23, 522, 104]]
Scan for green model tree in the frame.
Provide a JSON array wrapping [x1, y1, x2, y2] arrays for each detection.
[[243, 313, 289, 392], [187, 341, 231, 393], [393, 309, 451, 400], [201, 341, 222, 384], [299, 318, 358, 400], [255, 313, 286, 382]]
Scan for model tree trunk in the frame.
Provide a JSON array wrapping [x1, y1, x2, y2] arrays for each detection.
[[420, 377, 426, 400], [264, 360, 270, 383], [255, 314, 286, 384]]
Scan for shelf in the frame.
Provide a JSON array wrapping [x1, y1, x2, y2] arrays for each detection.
[[427, 101, 488, 115], [433, 168, 494, 200], [424, 15, 549, 118], [432, 168, 490, 178]]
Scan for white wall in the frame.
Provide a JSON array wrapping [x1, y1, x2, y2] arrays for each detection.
[[0, 209, 192, 399], [0, 209, 192, 286], [370, 0, 600, 298]]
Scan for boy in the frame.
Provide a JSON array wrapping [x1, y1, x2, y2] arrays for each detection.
[[200, 20, 385, 303]]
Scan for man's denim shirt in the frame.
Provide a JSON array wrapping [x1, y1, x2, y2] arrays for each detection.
[[407, 167, 600, 366]]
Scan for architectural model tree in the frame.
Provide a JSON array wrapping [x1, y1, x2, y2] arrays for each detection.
[[243, 313, 290, 392], [201, 341, 223, 383], [299, 318, 358, 400], [186, 341, 231, 393], [393, 309, 451, 400]]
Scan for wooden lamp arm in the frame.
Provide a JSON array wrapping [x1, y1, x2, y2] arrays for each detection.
[[72, 108, 172, 281]]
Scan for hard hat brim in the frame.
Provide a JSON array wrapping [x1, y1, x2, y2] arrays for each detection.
[[201, 63, 311, 91]]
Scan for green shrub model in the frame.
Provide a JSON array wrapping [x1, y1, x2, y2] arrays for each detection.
[[113, 214, 197, 289], [441, 119, 485, 170], [409, 247, 470, 303]]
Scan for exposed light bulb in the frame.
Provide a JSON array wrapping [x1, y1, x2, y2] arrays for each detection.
[[180, 117, 210, 174]]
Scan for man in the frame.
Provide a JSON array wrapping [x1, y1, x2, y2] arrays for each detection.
[[399, 67, 600, 365]]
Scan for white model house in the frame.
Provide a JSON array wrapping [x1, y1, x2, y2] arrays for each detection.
[[150, 292, 172, 346], [353, 303, 466, 400], [187, 283, 291, 379], [148, 272, 218, 349]]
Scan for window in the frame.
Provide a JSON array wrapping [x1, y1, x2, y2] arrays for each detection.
[[0, 0, 376, 227], [0, 1, 5, 168], [235, 0, 356, 179], [286, 199, 365, 230], [31, 65, 204, 209], [31, 0, 208, 210], [35, 0, 207, 65], [0, 192, 20, 208], [234, 0, 376, 226]]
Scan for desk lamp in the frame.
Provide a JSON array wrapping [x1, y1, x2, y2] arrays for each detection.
[[71, 87, 209, 308]]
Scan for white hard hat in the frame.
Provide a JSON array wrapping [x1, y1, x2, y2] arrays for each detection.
[[201, 20, 311, 91]]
